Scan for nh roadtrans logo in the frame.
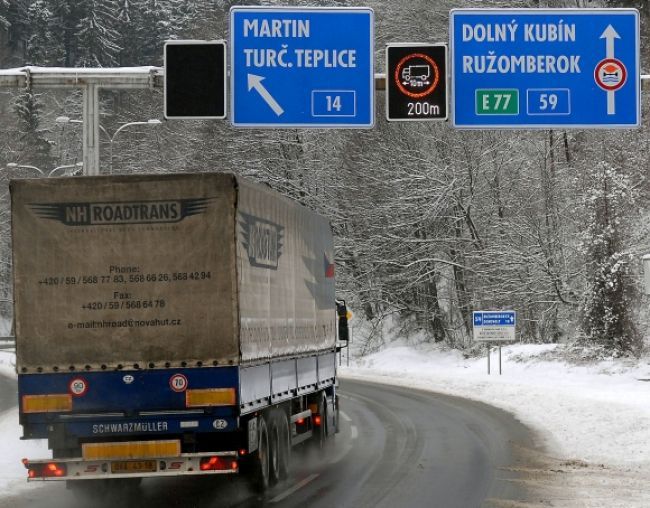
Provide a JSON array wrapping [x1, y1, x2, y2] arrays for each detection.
[[29, 198, 213, 226], [238, 212, 284, 270]]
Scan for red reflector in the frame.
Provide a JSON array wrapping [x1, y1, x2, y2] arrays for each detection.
[[199, 456, 236, 471], [314, 415, 322, 426], [239, 449, 247, 456]]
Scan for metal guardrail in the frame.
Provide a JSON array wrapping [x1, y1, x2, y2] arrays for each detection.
[[0, 337, 15, 351]]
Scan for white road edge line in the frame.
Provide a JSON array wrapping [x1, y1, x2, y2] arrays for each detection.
[[270, 473, 320, 503], [339, 410, 352, 422], [351, 425, 358, 439]]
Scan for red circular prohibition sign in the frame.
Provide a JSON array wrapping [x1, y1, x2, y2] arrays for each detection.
[[394, 53, 440, 99], [594, 58, 627, 92]]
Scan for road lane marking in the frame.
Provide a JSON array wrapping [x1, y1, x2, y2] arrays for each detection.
[[270, 473, 319, 503], [339, 411, 352, 422], [351, 425, 358, 439]]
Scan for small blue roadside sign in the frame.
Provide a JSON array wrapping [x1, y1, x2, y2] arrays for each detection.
[[230, 7, 374, 128], [473, 311, 516, 342], [450, 9, 640, 129]]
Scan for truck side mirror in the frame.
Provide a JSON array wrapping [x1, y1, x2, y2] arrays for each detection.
[[336, 300, 349, 342]]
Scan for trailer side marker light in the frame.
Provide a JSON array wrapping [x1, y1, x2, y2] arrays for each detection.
[[82, 440, 181, 460], [22, 394, 72, 413], [296, 418, 304, 425], [314, 415, 322, 426], [186, 388, 236, 407], [199, 456, 238, 471]]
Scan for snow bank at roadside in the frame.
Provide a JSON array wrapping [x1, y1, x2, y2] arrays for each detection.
[[0, 351, 48, 495], [340, 342, 650, 467]]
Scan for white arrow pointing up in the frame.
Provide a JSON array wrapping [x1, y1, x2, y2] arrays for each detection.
[[247, 74, 284, 116], [600, 25, 621, 115], [600, 24, 620, 59]]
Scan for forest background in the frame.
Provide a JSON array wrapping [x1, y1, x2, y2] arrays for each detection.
[[0, 0, 648, 356]]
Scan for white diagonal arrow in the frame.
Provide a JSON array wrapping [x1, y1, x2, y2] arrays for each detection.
[[600, 25, 620, 115], [247, 74, 284, 116]]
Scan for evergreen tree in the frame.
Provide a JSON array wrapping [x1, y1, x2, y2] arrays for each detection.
[[75, 0, 122, 66], [581, 161, 640, 354], [13, 91, 54, 171], [26, 0, 65, 65]]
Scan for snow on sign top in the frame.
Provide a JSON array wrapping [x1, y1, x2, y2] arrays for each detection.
[[229, 7, 374, 128], [473, 311, 516, 342]]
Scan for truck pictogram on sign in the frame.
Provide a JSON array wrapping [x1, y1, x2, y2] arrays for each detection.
[[395, 53, 440, 99], [401, 64, 431, 87]]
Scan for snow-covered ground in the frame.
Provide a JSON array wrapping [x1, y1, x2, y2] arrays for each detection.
[[0, 352, 48, 497], [1, 340, 649, 506], [341, 340, 650, 507]]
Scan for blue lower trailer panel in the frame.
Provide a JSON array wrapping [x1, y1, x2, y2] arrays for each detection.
[[19, 351, 336, 438]]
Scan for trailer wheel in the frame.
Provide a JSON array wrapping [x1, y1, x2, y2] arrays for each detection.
[[268, 414, 281, 485], [251, 416, 270, 492], [276, 411, 291, 480]]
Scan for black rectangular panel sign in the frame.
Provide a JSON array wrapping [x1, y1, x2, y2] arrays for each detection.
[[386, 43, 448, 122], [164, 40, 227, 119]]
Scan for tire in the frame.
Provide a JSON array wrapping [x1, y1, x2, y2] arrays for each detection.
[[251, 416, 270, 493], [268, 414, 281, 486], [276, 411, 291, 480]]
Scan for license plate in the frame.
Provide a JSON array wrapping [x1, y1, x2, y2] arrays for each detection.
[[111, 460, 157, 474]]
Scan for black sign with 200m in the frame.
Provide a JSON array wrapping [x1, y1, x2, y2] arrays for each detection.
[[386, 44, 448, 122]]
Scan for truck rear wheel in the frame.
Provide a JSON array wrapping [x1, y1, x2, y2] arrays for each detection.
[[251, 416, 270, 492], [276, 411, 291, 480], [268, 414, 281, 485]]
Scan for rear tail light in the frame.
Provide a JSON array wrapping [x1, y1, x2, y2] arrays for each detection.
[[199, 456, 238, 471], [26, 462, 67, 479]]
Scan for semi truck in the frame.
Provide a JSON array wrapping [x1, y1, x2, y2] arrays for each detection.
[[10, 172, 348, 496]]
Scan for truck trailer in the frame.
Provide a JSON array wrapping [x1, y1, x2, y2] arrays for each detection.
[[10, 172, 347, 495]]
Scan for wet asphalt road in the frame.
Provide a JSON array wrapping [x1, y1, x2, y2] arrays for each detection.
[[0, 378, 535, 508]]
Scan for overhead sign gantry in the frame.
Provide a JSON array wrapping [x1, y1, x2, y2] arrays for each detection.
[[450, 9, 640, 129]]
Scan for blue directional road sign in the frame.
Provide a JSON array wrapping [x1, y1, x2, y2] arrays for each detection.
[[451, 9, 640, 129], [473, 311, 516, 342], [230, 7, 374, 128]]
